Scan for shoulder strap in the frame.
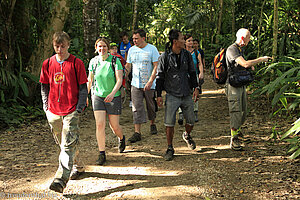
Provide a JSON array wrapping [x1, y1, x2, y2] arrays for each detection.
[[73, 57, 79, 87], [234, 43, 242, 54], [111, 55, 117, 73]]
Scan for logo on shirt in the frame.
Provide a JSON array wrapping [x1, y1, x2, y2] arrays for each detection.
[[54, 72, 65, 84]]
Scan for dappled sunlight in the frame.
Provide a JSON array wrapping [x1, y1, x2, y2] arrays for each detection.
[[240, 171, 273, 175], [202, 88, 225, 94], [102, 185, 207, 199], [85, 165, 183, 176], [203, 135, 230, 141], [174, 147, 214, 154], [31, 165, 185, 197], [262, 156, 287, 163], [65, 178, 147, 195], [34, 177, 56, 191], [175, 144, 229, 155], [200, 144, 230, 150], [200, 96, 219, 99], [110, 150, 162, 158], [199, 88, 226, 99], [210, 157, 243, 162]]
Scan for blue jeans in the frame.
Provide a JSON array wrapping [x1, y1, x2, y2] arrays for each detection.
[[164, 93, 195, 127]]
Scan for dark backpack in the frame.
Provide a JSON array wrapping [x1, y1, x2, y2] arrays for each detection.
[[211, 48, 227, 84]]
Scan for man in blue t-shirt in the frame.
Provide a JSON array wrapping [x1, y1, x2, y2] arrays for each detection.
[[119, 31, 133, 107], [125, 29, 160, 143], [118, 31, 132, 60]]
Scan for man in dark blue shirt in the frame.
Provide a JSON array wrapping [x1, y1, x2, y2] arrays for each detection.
[[119, 31, 133, 107], [156, 29, 200, 161], [118, 31, 132, 60]]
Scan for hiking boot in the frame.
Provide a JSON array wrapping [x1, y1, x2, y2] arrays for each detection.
[[230, 135, 243, 151], [49, 178, 66, 193], [150, 124, 158, 135], [237, 132, 251, 144], [118, 136, 126, 153], [194, 111, 198, 122], [70, 170, 84, 180], [128, 132, 141, 143], [182, 132, 196, 150], [178, 113, 183, 125], [164, 147, 175, 161], [96, 153, 106, 165]]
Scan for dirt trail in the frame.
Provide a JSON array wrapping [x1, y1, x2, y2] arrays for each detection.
[[0, 71, 299, 200]]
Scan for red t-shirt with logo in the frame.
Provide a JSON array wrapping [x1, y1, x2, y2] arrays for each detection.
[[39, 54, 88, 116]]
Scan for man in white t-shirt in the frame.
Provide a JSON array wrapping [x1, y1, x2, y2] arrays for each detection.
[[125, 29, 160, 143]]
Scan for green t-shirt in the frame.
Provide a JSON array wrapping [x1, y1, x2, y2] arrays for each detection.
[[89, 55, 123, 97]]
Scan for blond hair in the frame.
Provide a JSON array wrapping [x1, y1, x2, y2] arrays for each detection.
[[94, 37, 110, 53]]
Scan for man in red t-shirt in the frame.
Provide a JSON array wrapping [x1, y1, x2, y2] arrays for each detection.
[[40, 31, 88, 193]]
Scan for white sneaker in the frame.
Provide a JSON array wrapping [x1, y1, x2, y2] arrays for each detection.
[[129, 101, 132, 108]]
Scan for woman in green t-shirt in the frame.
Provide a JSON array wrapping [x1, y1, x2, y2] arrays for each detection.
[[87, 37, 126, 165]]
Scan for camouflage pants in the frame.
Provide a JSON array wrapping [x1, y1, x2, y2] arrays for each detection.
[[46, 110, 84, 183]]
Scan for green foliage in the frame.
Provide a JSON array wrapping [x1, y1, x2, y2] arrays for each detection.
[[254, 58, 300, 117], [269, 125, 282, 142], [252, 57, 299, 159], [97, 0, 133, 42], [0, 101, 44, 130], [281, 118, 300, 159], [64, 0, 85, 62]]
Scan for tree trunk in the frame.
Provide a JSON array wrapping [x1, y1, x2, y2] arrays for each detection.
[[216, 0, 223, 44], [16, 0, 31, 65], [83, 0, 99, 61], [272, 0, 278, 61], [132, 0, 138, 32], [209, 0, 215, 44], [4, 0, 17, 71], [27, 0, 71, 77], [257, 0, 266, 57]]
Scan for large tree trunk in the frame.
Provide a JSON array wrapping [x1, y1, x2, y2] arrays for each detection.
[[83, 0, 99, 61], [2, 0, 17, 71], [132, 0, 138, 32], [272, 0, 278, 61], [16, 0, 31, 65], [27, 0, 70, 77]]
